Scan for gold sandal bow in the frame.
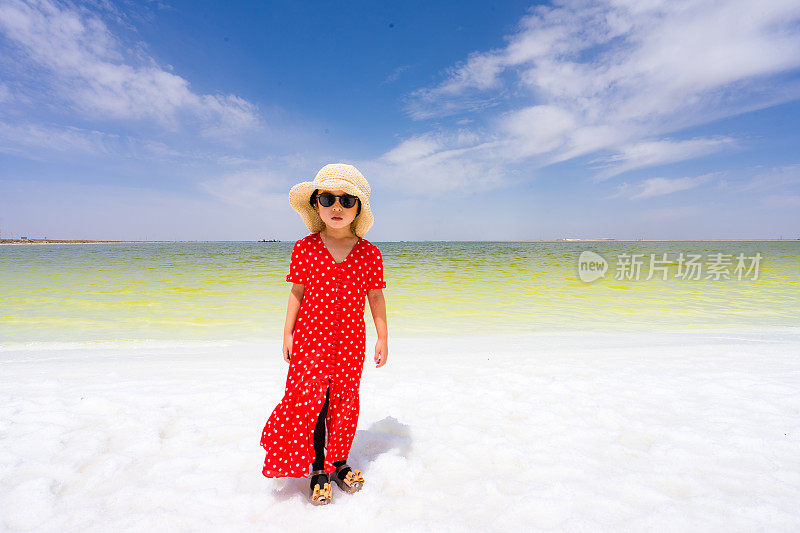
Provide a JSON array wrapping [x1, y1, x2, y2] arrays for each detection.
[[310, 482, 332, 504], [344, 469, 364, 488], [308, 470, 333, 505], [333, 464, 364, 494]]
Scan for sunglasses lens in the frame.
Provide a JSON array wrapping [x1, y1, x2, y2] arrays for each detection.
[[317, 192, 358, 209]]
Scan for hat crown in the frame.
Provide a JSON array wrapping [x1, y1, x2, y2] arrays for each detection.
[[313, 164, 371, 199]]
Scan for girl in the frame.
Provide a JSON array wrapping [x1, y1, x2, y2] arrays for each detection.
[[260, 163, 388, 505]]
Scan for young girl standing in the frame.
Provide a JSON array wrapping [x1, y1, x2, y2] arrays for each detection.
[[260, 163, 388, 505]]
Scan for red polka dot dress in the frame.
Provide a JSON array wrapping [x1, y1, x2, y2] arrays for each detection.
[[260, 231, 387, 478]]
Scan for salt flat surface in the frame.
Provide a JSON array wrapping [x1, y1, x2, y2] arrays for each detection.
[[1, 329, 799, 532]]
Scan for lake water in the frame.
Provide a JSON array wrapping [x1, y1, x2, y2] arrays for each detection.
[[1, 240, 798, 344]]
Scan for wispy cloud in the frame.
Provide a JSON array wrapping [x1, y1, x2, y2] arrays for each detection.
[[0, 119, 250, 162], [360, 129, 510, 195], [608, 173, 718, 200], [375, 0, 800, 194], [382, 64, 413, 85], [590, 137, 736, 181], [408, 0, 800, 125], [405, 50, 506, 119], [0, 176, 279, 240], [0, 121, 112, 157], [738, 163, 800, 192], [198, 169, 287, 208], [0, 0, 260, 139], [0, 82, 11, 103]]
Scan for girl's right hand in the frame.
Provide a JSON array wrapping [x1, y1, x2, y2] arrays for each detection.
[[283, 331, 293, 363]]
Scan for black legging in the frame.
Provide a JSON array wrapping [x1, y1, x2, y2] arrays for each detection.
[[311, 386, 330, 471], [311, 386, 349, 480]]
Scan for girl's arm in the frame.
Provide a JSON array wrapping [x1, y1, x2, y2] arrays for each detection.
[[367, 288, 388, 367], [283, 284, 305, 362]]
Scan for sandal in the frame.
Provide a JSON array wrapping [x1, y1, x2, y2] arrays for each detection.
[[332, 463, 364, 494], [308, 469, 333, 505]]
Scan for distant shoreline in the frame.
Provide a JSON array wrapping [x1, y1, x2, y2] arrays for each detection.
[[2, 238, 798, 245]]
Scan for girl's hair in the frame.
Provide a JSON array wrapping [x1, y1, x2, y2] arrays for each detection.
[[309, 189, 362, 217]]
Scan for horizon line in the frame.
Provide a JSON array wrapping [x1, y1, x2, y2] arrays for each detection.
[[2, 238, 799, 244]]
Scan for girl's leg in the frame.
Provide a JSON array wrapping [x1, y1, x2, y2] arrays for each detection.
[[310, 385, 330, 490], [333, 460, 352, 481]]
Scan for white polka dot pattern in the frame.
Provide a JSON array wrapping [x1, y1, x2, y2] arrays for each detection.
[[260, 231, 386, 478]]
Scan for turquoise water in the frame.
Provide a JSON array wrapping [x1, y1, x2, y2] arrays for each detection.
[[1, 241, 798, 343]]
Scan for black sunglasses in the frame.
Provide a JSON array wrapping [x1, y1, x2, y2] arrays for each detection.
[[317, 192, 359, 209]]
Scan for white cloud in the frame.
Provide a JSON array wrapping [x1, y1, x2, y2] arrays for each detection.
[[412, 0, 800, 125], [0, 82, 10, 103], [0, 120, 238, 161], [0, 121, 111, 156], [609, 173, 718, 200], [0, 0, 260, 137], [198, 169, 287, 208], [361, 129, 510, 195], [379, 0, 800, 193], [591, 137, 736, 181], [382, 134, 444, 165], [496, 105, 577, 159], [405, 51, 506, 119], [738, 163, 800, 192], [382, 64, 412, 85], [361, 155, 507, 196]]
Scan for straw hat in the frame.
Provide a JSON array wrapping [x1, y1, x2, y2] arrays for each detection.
[[288, 163, 374, 237]]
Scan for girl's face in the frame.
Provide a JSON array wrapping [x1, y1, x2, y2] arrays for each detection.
[[315, 189, 359, 231]]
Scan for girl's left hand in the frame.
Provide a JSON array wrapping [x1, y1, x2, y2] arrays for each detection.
[[374, 338, 388, 368]]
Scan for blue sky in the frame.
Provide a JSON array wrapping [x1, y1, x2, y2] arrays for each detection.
[[1, 0, 799, 240]]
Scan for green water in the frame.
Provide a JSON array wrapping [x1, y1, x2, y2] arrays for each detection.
[[1, 241, 798, 343]]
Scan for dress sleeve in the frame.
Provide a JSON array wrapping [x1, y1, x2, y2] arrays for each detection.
[[285, 240, 307, 284], [367, 245, 387, 290]]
